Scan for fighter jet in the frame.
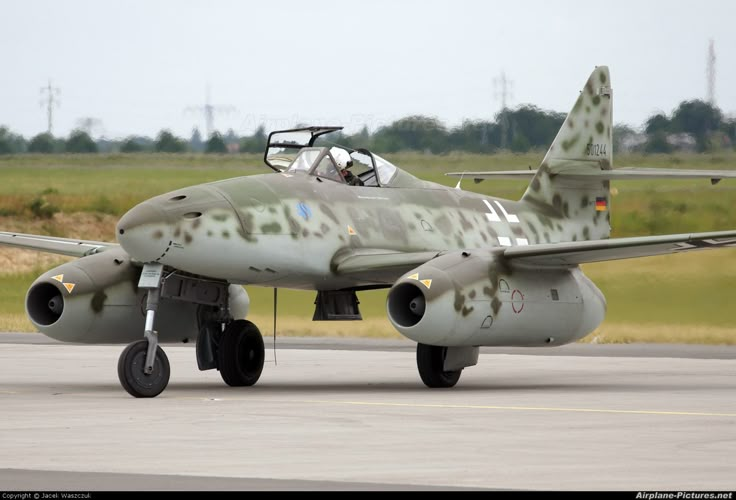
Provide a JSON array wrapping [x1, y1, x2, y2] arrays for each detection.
[[3, 66, 736, 397]]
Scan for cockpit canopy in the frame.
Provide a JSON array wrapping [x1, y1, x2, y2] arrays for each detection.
[[285, 147, 397, 186], [264, 126, 398, 187]]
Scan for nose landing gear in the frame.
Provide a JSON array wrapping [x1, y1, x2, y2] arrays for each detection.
[[118, 263, 170, 398]]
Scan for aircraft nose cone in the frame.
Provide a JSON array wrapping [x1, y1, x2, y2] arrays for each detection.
[[117, 202, 170, 263]]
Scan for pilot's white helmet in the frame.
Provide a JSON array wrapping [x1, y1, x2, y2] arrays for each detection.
[[330, 147, 352, 169]]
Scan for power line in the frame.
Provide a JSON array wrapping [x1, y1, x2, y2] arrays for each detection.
[[494, 72, 514, 149], [39, 79, 61, 135], [185, 85, 236, 138], [706, 39, 716, 105]]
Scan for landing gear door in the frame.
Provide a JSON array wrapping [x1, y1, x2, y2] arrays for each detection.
[[264, 126, 343, 172]]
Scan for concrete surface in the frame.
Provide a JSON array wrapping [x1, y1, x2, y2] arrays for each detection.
[[0, 339, 735, 491], [3, 332, 736, 359]]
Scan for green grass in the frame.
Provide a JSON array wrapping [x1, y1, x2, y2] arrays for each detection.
[[3, 152, 736, 234], [1, 152, 736, 343]]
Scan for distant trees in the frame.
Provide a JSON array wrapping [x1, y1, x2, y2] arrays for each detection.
[[120, 136, 150, 153], [500, 106, 566, 152], [239, 125, 266, 153], [372, 116, 448, 154], [189, 128, 204, 153], [0, 127, 27, 154], [643, 100, 733, 152], [448, 121, 497, 154], [28, 133, 56, 153], [2, 97, 735, 156], [154, 130, 187, 153], [205, 132, 227, 154], [351, 107, 564, 155], [66, 130, 97, 153]]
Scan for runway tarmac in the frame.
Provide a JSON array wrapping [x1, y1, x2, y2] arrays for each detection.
[[1, 333, 735, 491]]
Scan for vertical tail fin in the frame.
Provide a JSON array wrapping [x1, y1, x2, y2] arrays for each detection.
[[522, 66, 613, 241]]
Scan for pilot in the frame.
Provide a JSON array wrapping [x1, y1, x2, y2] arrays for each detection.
[[330, 147, 363, 186]]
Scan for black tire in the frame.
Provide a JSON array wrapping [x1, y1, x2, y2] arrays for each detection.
[[416, 343, 462, 388], [117, 339, 170, 398], [218, 320, 265, 387]]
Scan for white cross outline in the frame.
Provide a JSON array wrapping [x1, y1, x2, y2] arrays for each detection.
[[482, 200, 501, 222], [493, 201, 519, 223], [482, 200, 519, 224]]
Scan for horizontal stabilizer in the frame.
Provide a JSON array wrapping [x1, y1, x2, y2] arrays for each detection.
[[447, 167, 736, 184], [0, 231, 116, 257], [503, 230, 736, 267]]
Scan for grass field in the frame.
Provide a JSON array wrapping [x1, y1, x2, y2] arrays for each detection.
[[1, 152, 736, 344]]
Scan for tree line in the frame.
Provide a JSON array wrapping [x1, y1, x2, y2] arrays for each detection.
[[1, 100, 734, 156]]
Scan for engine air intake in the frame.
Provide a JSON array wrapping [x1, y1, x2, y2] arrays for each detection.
[[387, 282, 426, 328], [27, 283, 64, 326]]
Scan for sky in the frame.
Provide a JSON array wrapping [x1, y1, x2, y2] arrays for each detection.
[[1, 0, 735, 139]]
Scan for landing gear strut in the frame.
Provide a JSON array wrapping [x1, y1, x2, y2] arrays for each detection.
[[118, 263, 170, 398], [416, 343, 462, 388]]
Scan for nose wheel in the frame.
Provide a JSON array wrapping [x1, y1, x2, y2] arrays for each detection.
[[118, 340, 171, 398]]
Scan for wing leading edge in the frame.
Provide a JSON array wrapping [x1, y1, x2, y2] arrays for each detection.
[[333, 248, 441, 274], [503, 230, 736, 267], [0, 231, 117, 258], [333, 231, 736, 276]]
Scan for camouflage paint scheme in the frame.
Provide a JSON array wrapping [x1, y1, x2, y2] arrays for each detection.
[[114, 67, 614, 346]]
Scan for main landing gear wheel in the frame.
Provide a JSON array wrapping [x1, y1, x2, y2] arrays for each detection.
[[218, 319, 265, 387], [416, 343, 462, 388], [118, 340, 170, 398]]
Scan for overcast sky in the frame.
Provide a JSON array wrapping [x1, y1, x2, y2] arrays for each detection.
[[1, 0, 734, 139]]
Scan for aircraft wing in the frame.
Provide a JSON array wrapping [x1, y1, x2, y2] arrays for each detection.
[[447, 168, 736, 184], [503, 230, 736, 267], [333, 248, 441, 274], [447, 170, 537, 180], [0, 231, 117, 258]]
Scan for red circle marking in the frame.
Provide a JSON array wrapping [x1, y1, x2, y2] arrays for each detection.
[[511, 289, 524, 314]]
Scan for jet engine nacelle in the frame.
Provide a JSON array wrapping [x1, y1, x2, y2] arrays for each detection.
[[25, 248, 249, 344], [386, 250, 606, 347]]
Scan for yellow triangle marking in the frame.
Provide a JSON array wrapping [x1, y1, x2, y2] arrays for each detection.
[[420, 279, 432, 289], [52, 274, 64, 283], [407, 273, 419, 281], [347, 225, 357, 236], [63, 283, 76, 294]]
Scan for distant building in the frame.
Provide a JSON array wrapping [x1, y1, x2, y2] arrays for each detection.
[[224, 129, 239, 154], [619, 133, 647, 153], [666, 133, 697, 152]]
